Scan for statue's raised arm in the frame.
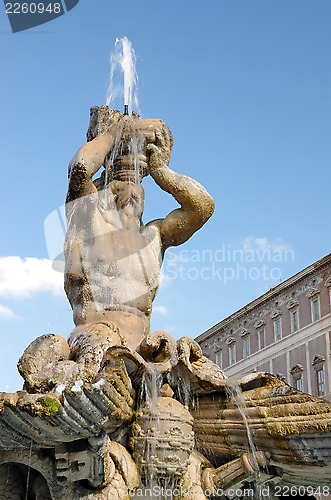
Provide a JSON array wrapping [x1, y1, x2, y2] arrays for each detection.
[[66, 109, 123, 204], [146, 122, 215, 248]]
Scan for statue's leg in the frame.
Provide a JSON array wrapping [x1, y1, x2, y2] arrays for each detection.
[[18, 334, 77, 393], [18, 322, 124, 393], [68, 321, 123, 382]]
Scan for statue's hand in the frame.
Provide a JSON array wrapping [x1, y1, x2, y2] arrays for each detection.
[[146, 122, 173, 173], [87, 107, 123, 142]]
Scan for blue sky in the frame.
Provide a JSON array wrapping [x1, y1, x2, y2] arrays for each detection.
[[0, 0, 330, 391]]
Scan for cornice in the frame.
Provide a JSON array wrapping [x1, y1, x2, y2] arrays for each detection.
[[253, 319, 265, 329], [306, 288, 321, 299], [196, 253, 331, 343], [286, 299, 299, 310], [270, 309, 282, 319], [325, 277, 331, 288], [290, 364, 303, 375], [312, 354, 325, 366]]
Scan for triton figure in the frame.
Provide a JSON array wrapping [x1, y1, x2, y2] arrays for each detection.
[[64, 106, 215, 350]]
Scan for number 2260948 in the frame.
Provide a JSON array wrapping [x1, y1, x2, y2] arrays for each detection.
[[5, 3, 62, 14]]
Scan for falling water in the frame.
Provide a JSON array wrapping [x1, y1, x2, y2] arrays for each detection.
[[140, 366, 162, 494], [169, 367, 191, 409], [132, 366, 162, 499], [104, 36, 145, 215], [139, 364, 163, 413], [130, 135, 145, 191], [106, 36, 139, 115], [25, 439, 33, 500], [225, 384, 260, 474], [131, 367, 180, 499]]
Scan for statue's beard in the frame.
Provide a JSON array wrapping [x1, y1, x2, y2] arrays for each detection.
[[97, 183, 143, 221]]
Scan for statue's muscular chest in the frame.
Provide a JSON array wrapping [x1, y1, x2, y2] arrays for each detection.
[[80, 217, 162, 284]]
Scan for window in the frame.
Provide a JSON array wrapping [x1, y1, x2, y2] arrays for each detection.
[[290, 364, 304, 392], [290, 309, 299, 333], [229, 344, 236, 366], [215, 351, 222, 368], [316, 368, 325, 397], [287, 300, 299, 333], [243, 336, 250, 358], [274, 318, 282, 341], [258, 328, 266, 350], [294, 376, 303, 392], [311, 296, 321, 322], [312, 355, 326, 397], [307, 288, 321, 322]]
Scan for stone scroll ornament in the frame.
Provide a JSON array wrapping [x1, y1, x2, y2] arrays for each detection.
[[0, 108, 330, 499]]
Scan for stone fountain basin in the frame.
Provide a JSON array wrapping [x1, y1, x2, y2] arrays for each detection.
[[191, 372, 331, 486], [0, 350, 330, 487]]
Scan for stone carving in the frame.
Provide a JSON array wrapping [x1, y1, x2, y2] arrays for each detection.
[[64, 106, 214, 350], [0, 108, 331, 499], [130, 384, 195, 481]]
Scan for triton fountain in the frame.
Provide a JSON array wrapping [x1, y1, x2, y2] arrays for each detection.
[[0, 38, 331, 499]]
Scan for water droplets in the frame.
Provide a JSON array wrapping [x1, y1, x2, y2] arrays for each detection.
[[106, 36, 139, 115], [226, 384, 260, 475]]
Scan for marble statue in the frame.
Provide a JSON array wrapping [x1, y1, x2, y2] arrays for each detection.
[[64, 106, 214, 350], [0, 107, 330, 499]]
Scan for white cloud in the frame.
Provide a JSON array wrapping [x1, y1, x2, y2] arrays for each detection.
[[0, 305, 19, 320], [153, 305, 169, 315], [242, 236, 292, 253], [0, 256, 64, 299], [159, 272, 173, 289]]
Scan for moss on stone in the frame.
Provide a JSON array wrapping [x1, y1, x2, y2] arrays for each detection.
[[38, 396, 61, 416]]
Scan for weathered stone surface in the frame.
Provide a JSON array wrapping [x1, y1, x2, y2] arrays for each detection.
[[0, 348, 136, 449], [130, 389, 195, 481], [64, 107, 215, 348], [1, 106, 331, 498], [192, 373, 331, 487], [3, 342, 331, 497]]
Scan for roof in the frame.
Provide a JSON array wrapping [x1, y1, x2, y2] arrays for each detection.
[[196, 252, 331, 343]]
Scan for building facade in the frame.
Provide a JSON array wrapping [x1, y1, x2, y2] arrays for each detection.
[[196, 253, 331, 401]]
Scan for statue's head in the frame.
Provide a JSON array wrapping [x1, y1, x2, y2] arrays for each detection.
[[87, 106, 153, 184], [87, 106, 170, 210]]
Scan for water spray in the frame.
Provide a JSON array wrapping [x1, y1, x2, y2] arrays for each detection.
[[106, 36, 138, 116]]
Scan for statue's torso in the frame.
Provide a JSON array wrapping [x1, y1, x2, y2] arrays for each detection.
[[65, 205, 163, 333], [82, 223, 162, 311]]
